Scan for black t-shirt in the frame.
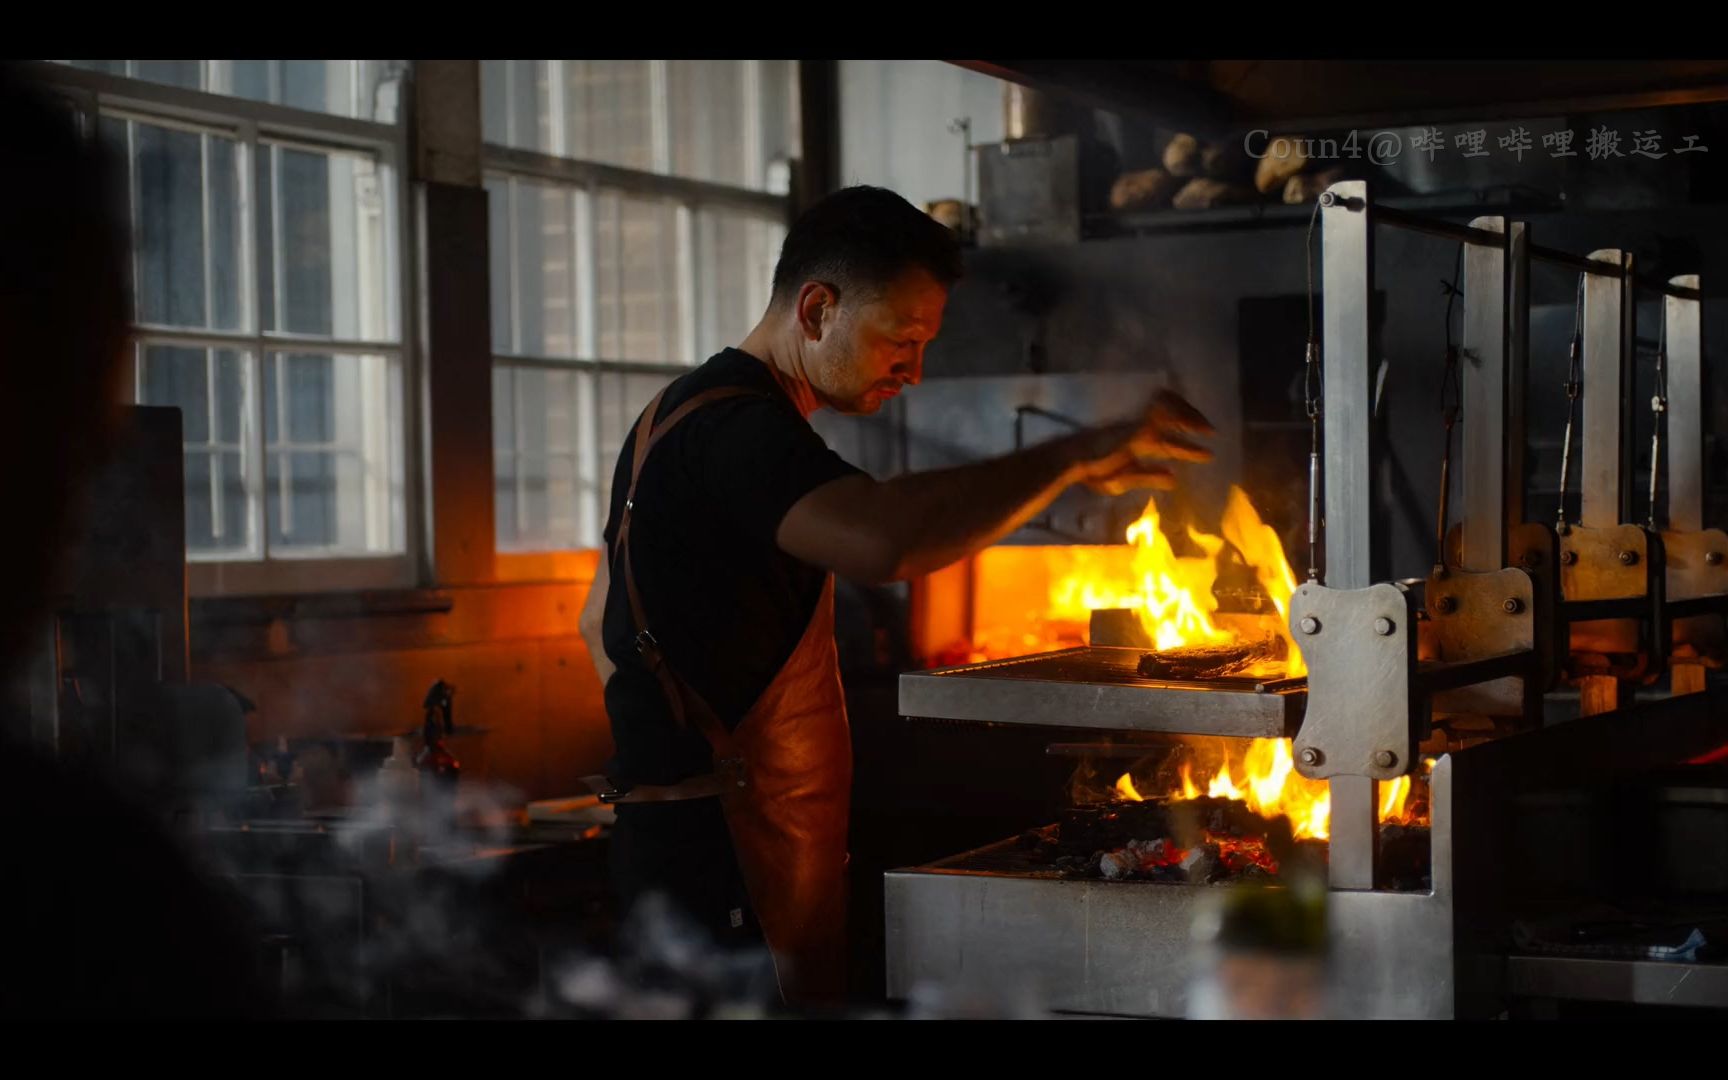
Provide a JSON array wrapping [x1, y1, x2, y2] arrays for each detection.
[[601, 349, 862, 786]]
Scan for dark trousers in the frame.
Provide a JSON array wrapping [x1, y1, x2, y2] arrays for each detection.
[[608, 798, 763, 947]]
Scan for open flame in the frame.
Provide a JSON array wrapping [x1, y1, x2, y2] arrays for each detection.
[[1379, 775, 1412, 822], [1050, 484, 1305, 677], [1112, 740, 1432, 839]]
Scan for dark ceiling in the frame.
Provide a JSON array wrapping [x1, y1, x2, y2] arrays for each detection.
[[953, 60, 1728, 136]]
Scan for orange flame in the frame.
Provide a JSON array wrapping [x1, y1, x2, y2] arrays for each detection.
[[1113, 738, 1427, 839], [1220, 487, 1305, 678], [1379, 775, 1411, 822], [1048, 484, 1305, 677]]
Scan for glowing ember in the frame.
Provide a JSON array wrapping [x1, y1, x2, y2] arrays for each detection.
[[1112, 738, 1432, 839]]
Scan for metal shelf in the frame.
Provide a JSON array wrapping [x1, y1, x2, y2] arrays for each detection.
[[1508, 955, 1728, 1009], [898, 646, 1305, 738]]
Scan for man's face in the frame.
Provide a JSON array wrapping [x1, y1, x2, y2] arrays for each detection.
[[802, 267, 948, 415]]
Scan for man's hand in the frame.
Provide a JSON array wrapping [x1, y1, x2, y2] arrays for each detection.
[[1074, 389, 1215, 496]]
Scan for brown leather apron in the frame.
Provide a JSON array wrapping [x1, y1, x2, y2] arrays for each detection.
[[599, 385, 852, 1006]]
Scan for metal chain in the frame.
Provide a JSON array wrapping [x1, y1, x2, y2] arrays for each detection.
[[1555, 274, 1586, 533], [1304, 198, 1324, 582], [1434, 252, 1464, 572], [1649, 309, 1669, 530]]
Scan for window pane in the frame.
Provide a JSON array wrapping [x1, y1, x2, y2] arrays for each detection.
[[183, 451, 253, 558], [481, 61, 511, 149], [264, 351, 403, 555], [132, 61, 201, 90], [142, 345, 211, 443], [138, 344, 254, 557], [481, 60, 797, 192], [595, 191, 684, 364], [695, 208, 784, 357], [258, 142, 397, 341], [280, 61, 332, 115], [487, 176, 513, 356], [493, 363, 598, 551], [668, 61, 748, 187], [58, 60, 406, 123], [492, 366, 516, 454], [595, 370, 671, 543], [121, 119, 245, 331], [68, 60, 128, 77], [564, 61, 654, 170], [499, 179, 578, 359], [494, 366, 519, 545], [517, 454, 553, 540]]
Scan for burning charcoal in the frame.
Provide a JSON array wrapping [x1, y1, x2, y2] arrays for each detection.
[[1058, 802, 1173, 856], [1180, 843, 1219, 883], [1053, 854, 1091, 880], [1213, 834, 1280, 877], [1099, 849, 1136, 880], [1168, 797, 1265, 849], [1260, 815, 1296, 866], [1131, 837, 1184, 871]]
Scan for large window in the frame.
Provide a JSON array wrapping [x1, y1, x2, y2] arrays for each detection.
[[46, 61, 412, 593], [61, 60, 403, 123], [484, 60, 795, 552]]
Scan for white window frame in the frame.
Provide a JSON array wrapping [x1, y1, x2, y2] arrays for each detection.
[[485, 60, 791, 560], [32, 61, 419, 597]]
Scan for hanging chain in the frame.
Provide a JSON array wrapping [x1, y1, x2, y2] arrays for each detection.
[[1555, 273, 1586, 534], [1434, 252, 1464, 573], [1303, 198, 1324, 582], [1648, 309, 1669, 530]]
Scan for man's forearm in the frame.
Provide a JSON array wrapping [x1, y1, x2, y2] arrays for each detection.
[[873, 432, 1093, 579], [777, 397, 1202, 584]]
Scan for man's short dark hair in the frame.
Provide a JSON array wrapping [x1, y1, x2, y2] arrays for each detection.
[[770, 185, 964, 306]]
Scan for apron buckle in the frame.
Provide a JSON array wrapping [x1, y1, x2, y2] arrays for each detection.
[[634, 628, 662, 662], [717, 757, 749, 790]]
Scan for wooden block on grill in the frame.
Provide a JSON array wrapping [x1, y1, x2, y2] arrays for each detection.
[[1090, 608, 1151, 648]]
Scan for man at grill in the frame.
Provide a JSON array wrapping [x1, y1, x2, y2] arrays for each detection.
[[578, 184, 1214, 1006]]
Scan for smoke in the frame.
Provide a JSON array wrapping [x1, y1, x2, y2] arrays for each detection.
[[187, 764, 543, 1018], [533, 892, 781, 1019], [186, 749, 1064, 1019]]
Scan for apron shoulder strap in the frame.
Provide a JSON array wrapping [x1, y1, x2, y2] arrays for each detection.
[[612, 384, 771, 744]]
